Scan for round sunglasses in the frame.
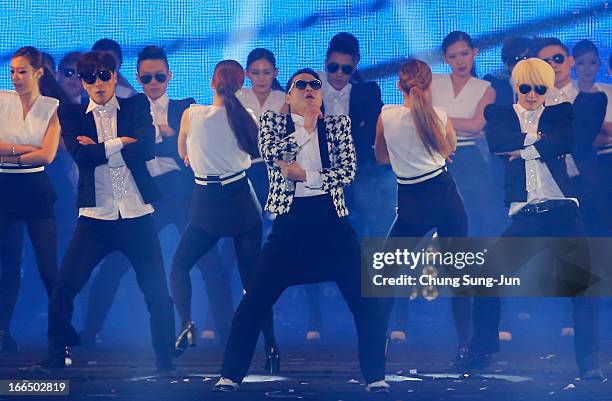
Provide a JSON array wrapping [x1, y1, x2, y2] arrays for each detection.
[[139, 73, 168, 84], [326, 62, 354, 75], [541, 53, 566, 65], [518, 84, 548, 96]]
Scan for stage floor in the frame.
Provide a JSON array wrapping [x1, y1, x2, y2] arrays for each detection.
[[0, 340, 609, 401]]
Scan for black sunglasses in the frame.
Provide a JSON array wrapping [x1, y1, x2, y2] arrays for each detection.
[[509, 55, 528, 66], [79, 70, 114, 85], [542, 53, 566, 65], [518, 84, 548, 96], [326, 62, 354, 75], [61, 68, 77, 78], [140, 73, 167, 84], [289, 79, 322, 93]]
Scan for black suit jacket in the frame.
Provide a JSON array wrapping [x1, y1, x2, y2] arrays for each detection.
[[59, 93, 161, 208], [348, 81, 383, 165], [571, 91, 607, 157], [154, 97, 196, 169], [484, 102, 575, 205]]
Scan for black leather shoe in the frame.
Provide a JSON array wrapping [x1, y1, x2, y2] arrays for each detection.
[[450, 347, 469, 367], [454, 353, 492, 372], [29, 347, 69, 373], [174, 321, 196, 356], [264, 346, 280, 374], [0, 330, 18, 353], [156, 365, 179, 378]]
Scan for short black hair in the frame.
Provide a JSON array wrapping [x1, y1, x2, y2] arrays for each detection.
[[534, 37, 570, 56], [285, 68, 321, 93], [41, 52, 55, 71], [77, 51, 117, 77], [92, 38, 123, 64], [501, 36, 533, 64], [326, 32, 360, 61], [58, 51, 83, 71], [137, 45, 169, 71], [572, 39, 599, 59]]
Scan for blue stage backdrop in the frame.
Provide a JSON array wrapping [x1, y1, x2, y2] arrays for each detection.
[[0, 0, 610, 104]]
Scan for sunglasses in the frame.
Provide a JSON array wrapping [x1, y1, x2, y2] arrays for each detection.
[[326, 62, 354, 75], [79, 70, 114, 85], [518, 84, 548, 96], [542, 53, 566, 65], [140, 73, 168, 84], [61, 68, 77, 78], [289, 79, 322, 93], [509, 55, 528, 66]]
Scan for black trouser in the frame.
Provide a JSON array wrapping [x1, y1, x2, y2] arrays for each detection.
[[170, 219, 275, 350], [383, 172, 485, 349], [48, 215, 175, 368], [0, 212, 57, 332], [470, 203, 599, 373], [82, 173, 232, 343], [220, 195, 387, 384]]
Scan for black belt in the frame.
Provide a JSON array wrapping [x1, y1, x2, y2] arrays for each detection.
[[518, 200, 575, 215]]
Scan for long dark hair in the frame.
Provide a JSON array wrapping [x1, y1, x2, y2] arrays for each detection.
[[442, 31, 478, 77], [399, 59, 450, 157], [246, 48, 282, 91], [12, 46, 66, 103], [213, 60, 259, 158]]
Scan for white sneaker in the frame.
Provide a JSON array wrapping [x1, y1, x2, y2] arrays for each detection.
[[366, 380, 390, 393], [213, 377, 239, 392]]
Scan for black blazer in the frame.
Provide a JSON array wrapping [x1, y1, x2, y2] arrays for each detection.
[[348, 81, 383, 165], [485, 102, 575, 205], [154, 97, 196, 168], [59, 93, 161, 208], [483, 70, 514, 106], [571, 91, 607, 157]]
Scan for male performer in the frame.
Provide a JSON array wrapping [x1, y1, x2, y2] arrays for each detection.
[[36, 51, 176, 376], [465, 58, 601, 380], [213, 68, 388, 393], [92, 39, 138, 99], [79, 46, 233, 350]]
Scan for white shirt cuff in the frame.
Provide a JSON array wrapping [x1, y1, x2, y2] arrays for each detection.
[[304, 170, 323, 189], [520, 145, 540, 160], [104, 138, 125, 167], [290, 127, 312, 148]]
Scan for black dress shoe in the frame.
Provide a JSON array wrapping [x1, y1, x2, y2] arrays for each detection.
[[454, 353, 492, 372], [0, 330, 18, 353], [264, 346, 280, 374], [450, 347, 469, 367], [29, 347, 69, 373], [156, 365, 179, 378], [174, 321, 196, 356]]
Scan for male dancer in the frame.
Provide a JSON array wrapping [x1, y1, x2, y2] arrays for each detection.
[[79, 46, 233, 351], [214, 68, 388, 393], [36, 51, 176, 375]]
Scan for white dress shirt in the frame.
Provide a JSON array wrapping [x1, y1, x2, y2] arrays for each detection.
[[320, 71, 351, 116], [145, 94, 181, 177], [508, 103, 577, 216], [78, 96, 154, 220], [545, 81, 579, 106], [286, 114, 326, 197]]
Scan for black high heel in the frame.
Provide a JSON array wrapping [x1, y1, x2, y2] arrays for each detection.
[[264, 346, 280, 374], [174, 321, 196, 356]]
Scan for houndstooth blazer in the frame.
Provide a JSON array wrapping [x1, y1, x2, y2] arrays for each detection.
[[258, 110, 356, 217]]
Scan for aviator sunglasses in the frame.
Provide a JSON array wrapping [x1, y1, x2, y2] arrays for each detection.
[[288, 79, 322, 93], [541, 53, 566, 65], [79, 70, 114, 85], [326, 62, 354, 75], [518, 83, 548, 96], [139, 73, 168, 84]]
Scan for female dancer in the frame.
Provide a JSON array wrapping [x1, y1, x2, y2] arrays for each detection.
[[237, 48, 285, 118], [375, 57, 468, 349], [0, 46, 62, 351], [171, 60, 279, 373], [430, 31, 500, 364]]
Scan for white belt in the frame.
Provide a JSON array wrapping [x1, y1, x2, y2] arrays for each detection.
[[0, 165, 45, 173], [195, 171, 246, 186], [456, 139, 477, 147], [397, 166, 446, 185], [596, 145, 612, 156]]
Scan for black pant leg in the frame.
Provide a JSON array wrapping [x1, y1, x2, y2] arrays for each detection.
[[48, 218, 113, 348], [305, 284, 322, 332], [170, 222, 221, 325], [118, 215, 175, 368], [25, 217, 58, 298], [0, 214, 24, 332], [572, 297, 599, 374]]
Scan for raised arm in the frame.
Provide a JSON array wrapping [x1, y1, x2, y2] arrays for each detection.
[[319, 115, 356, 191], [258, 110, 301, 166]]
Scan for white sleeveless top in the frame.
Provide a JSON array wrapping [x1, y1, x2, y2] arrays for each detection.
[[236, 88, 285, 122], [381, 104, 448, 178], [431, 74, 490, 120], [0, 90, 59, 147], [186, 105, 252, 177]]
